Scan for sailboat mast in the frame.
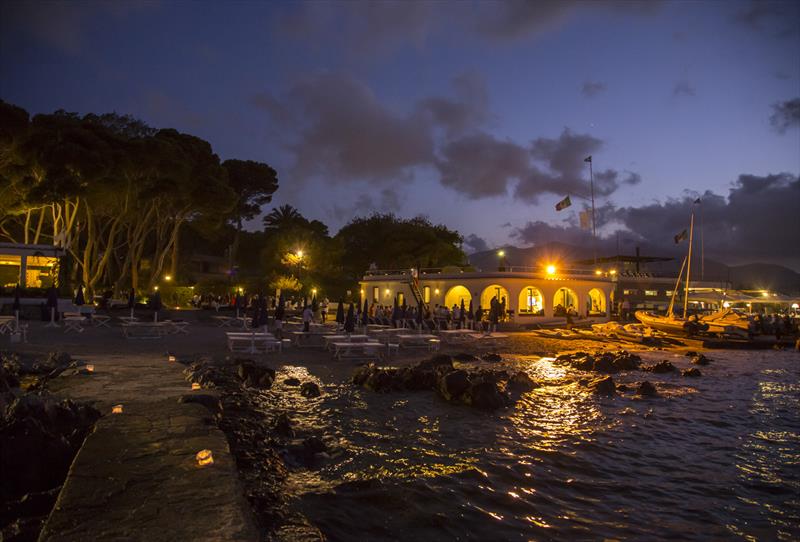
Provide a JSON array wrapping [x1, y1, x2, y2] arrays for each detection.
[[668, 256, 687, 318], [683, 211, 695, 319]]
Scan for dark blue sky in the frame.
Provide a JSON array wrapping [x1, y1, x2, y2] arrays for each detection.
[[2, 1, 799, 268]]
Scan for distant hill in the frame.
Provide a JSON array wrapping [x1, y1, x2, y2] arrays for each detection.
[[467, 243, 800, 294]]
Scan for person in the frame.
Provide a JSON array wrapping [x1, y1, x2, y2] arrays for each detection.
[[621, 298, 631, 321], [489, 296, 499, 334], [499, 296, 506, 322], [321, 298, 328, 323], [303, 303, 313, 332], [565, 306, 575, 329]]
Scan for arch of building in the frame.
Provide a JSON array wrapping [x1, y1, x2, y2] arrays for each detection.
[[587, 288, 606, 316], [480, 284, 509, 311], [444, 285, 472, 309], [553, 287, 579, 315], [517, 285, 545, 316]]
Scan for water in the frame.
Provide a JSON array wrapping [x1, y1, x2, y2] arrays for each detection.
[[263, 351, 799, 541]]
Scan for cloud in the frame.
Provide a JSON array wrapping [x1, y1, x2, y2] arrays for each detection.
[[329, 187, 403, 223], [436, 132, 530, 198], [580, 81, 607, 98], [769, 98, 800, 133], [673, 79, 696, 97], [254, 73, 434, 183], [733, 0, 800, 38], [463, 234, 489, 253], [417, 72, 490, 138], [512, 173, 800, 268]]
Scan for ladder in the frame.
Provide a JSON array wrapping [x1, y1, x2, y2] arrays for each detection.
[[407, 274, 428, 314]]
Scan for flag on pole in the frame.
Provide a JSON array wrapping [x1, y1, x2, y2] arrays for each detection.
[[579, 210, 591, 230], [555, 196, 572, 211], [693, 198, 701, 204], [674, 229, 688, 244], [584, 155, 592, 163]]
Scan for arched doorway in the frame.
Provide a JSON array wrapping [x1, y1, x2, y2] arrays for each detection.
[[587, 288, 606, 316], [444, 285, 471, 310], [553, 287, 578, 316], [518, 286, 544, 316], [480, 284, 510, 318]]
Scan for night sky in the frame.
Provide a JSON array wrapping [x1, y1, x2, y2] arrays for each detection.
[[2, 1, 799, 269]]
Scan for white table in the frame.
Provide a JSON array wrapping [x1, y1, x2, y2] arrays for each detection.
[[438, 329, 478, 344], [397, 334, 441, 351], [91, 314, 112, 328], [122, 322, 167, 339], [63, 316, 87, 334], [331, 341, 385, 360], [226, 331, 283, 354], [322, 334, 370, 350]]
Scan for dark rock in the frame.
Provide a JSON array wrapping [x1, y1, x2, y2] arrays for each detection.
[[481, 353, 502, 362], [685, 351, 698, 358], [643, 360, 677, 373], [587, 376, 616, 396], [462, 379, 510, 410], [452, 352, 477, 362], [437, 370, 471, 401], [592, 354, 616, 373], [283, 377, 301, 386], [236, 361, 275, 388], [302, 436, 327, 455], [416, 355, 454, 372], [363, 369, 398, 393], [398, 366, 436, 391], [507, 372, 539, 392], [611, 351, 642, 371], [691, 354, 711, 365], [2, 487, 61, 521], [682, 368, 702, 377], [617, 384, 629, 392], [352, 363, 376, 386], [299, 382, 321, 398], [178, 393, 222, 415], [637, 381, 658, 396], [273, 413, 294, 437]]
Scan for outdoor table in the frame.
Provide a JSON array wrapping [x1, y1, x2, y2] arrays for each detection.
[[468, 333, 510, 345], [212, 316, 236, 328], [0, 316, 16, 334], [397, 334, 440, 350], [322, 334, 370, 350], [118, 316, 138, 324], [165, 321, 190, 335], [438, 329, 477, 344], [226, 331, 282, 354], [63, 316, 87, 334], [122, 322, 168, 339], [332, 341, 384, 360]]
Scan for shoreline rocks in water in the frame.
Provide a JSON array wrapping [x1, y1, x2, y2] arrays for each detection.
[[554, 350, 642, 373], [352, 355, 535, 411], [1, 353, 100, 542]]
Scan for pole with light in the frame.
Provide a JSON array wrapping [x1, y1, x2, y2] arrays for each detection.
[[584, 155, 597, 264]]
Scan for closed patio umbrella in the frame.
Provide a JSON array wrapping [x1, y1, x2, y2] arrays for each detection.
[[74, 284, 85, 307], [275, 294, 285, 321], [362, 299, 369, 328], [336, 298, 345, 325], [259, 295, 269, 328], [128, 288, 136, 319], [344, 303, 355, 334], [151, 290, 162, 322], [459, 298, 466, 329]]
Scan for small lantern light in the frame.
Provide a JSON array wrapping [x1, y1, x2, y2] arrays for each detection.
[[168, 355, 176, 362], [86, 364, 95, 372], [112, 404, 124, 414], [196, 449, 214, 466], [192, 382, 201, 390]]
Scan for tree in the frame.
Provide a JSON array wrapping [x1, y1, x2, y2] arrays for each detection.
[[263, 204, 304, 230]]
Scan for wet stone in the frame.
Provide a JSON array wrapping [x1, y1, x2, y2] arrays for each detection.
[[682, 367, 702, 377], [283, 378, 301, 386], [637, 381, 658, 396], [643, 360, 677, 373], [299, 382, 321, 398]]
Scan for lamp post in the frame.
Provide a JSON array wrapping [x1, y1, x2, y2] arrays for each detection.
[[497, 250, 506, 272]]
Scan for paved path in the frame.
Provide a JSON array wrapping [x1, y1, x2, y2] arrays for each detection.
[[40, 353, 259, 541]]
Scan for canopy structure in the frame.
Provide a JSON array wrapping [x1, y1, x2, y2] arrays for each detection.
[[686, 288, 800, 307]]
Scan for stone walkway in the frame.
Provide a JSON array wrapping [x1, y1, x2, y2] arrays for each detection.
[[40, 353, 259, 541]]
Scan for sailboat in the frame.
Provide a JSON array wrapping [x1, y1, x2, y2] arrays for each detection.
[[635, 209, 749, 338]]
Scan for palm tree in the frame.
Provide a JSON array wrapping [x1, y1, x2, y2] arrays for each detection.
[[263, 204, 303, 229]]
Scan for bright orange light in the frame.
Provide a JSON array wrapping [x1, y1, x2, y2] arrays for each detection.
[[546, 265, 556, 275], [164, 275, 172, 282], [609, 269, 617, 276], [498, 250, 505, 257], [112, 404, 123, 414], [192, 383, 201, 390], [594, 269, 602, 275], [296, 250, 304, 258], [196, 449, 214, 466]]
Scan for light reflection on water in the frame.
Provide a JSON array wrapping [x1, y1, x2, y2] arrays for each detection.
[[259, 351, 799, 541]]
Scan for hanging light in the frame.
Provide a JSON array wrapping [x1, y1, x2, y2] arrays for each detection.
[[86, 364, 95, 372], [168, 355, 176, 362], [112, 404, 124, 414], [191, 383, 201, 390]]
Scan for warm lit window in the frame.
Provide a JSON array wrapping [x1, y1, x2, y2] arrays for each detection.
[[644, 290, 658, 296], [423, 286, 431, 303], [372, 286, 379, 303], [623, 289, 636, 295]]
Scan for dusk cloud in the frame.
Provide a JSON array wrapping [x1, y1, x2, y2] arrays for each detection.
[[733, 0, 800, 38], [769, 98, 800, 133], [417, 72, 490, 138], [463, 233, 489, 253], [581, 81, 607, 98]]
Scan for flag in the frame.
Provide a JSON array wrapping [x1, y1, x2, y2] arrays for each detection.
[[579, 210, 591, 230], [693, 198, 701, 204], [674, 229, 688, 244], [584, 155, 592, 163], [555, 196, 571, 211]]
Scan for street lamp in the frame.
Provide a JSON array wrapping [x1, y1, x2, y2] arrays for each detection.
[[497, 250, 506, 271], [546, 265, 556, 276]]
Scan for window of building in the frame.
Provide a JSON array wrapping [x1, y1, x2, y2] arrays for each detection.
[[372, 286, 379, 303], [423, 286, 431, 303], [644, 290, 658, 296], [397, 292, 405, 306], [623, 289, 637, 296]]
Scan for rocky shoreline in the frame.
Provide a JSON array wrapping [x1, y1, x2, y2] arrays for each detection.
[[1, 352, 100, 542]]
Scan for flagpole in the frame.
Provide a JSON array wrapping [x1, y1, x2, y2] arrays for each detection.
[[588, 157, 597, 264], [700, 199, 704, 281], [683, 210, 694, 319]]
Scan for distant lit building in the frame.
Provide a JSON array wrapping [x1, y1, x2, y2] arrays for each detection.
[[0, 243, 63, 288]]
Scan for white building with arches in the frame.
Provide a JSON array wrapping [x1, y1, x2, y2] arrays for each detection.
[[360, 267, 613, 324]]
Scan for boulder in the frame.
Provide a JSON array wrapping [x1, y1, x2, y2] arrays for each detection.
[[363, 369, 398, 393], [481, 353, 502, 363], [617, 384, 629, 392], [592, 355, 617, 373], [299, 382, 322, 398], [691, 354, 711, 365], [587, 376, 616, 396], [643, 360, 677, 373], [684, 351, 698, 358], [302, 436, 327, 455], [462, 379, 510, 410], [682, 368, 702, 377], [236, 361, 275, 388], [352, 363, 376, 386], [437, 370, 471, 401], [611, 351, 642, 371], [283, 377, 301, 386], [416, 355, 454, 372], [636, 381, 658, 396], [398, 366, 436, 391], [452, 352, 477, 362], [507, 371, 539, 392], [273, 412, 294, 437]]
